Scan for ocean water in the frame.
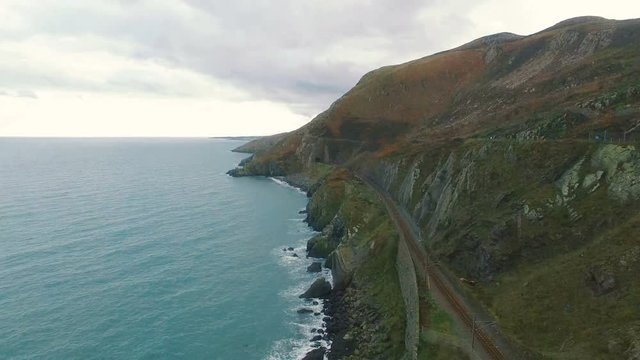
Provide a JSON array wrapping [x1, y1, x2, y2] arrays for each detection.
[[0, 138, 328, 360]]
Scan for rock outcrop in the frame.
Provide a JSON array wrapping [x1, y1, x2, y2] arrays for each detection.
[[301, 347, 326, 360], [299, 278, 332, 299], [585, 266, 616, 296], [307, 262, 322, 273]]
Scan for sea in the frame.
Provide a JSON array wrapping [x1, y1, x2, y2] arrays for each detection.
[[0, 138, 329, 360]]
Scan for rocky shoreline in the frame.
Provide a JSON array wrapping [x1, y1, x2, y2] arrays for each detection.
[[229, 166, 404, 359], [297, 256, 357, 360], [270, 175, 334, 360], [295, 177, 391, 360], [277, 175, 351, 360]]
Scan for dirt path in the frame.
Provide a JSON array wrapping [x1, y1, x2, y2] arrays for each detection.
[[356, 173, 519, 360]]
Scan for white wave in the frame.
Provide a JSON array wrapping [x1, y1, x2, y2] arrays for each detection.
[[265, 336, 326, 360], [269, 177, 307, 195], [266, 203, 332, 360], [265, 319, 329, 360]]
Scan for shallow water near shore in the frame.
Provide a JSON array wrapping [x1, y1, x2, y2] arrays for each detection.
[[0, 138, 326, 359]]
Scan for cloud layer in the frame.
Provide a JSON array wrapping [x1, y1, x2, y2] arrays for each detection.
[[0, 0, 638, 136]]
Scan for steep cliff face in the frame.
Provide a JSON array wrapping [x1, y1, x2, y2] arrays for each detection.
[[231, 16, 640, 359], [364, 141, 639, 270]]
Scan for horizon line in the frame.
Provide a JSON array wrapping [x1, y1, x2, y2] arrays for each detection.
[[0, 135, 264, 139]]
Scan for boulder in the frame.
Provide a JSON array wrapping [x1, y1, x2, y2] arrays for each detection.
[[585, 266, 616, 296], [299, 277, 332, 299], [307, 262, 322, 273], [302, 347, 326, 360], [288, 247, 294, 251], [297, 308, 314, 314], [310, 335, 323, 342]]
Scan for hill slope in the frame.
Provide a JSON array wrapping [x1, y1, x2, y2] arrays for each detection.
[[232, 17, 640, 359]]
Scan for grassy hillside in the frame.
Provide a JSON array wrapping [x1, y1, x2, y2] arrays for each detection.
[[230, 16, 640, 359]]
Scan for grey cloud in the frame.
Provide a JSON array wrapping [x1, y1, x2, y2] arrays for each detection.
[[1, 0, 481, 115], [16, 89, 38, 98], [0, 89, 38, 99]]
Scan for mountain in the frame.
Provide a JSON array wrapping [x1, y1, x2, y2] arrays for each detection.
[[232, 17, 640, 359]]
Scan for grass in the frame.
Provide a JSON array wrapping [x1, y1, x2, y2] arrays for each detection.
[[305, 162, 333, 182], [422, 292, 456, 335], [417, 293, 468, 359], [355, 226, 406, 359], [475, 213, 640, 358], [305, 169, 348, 229], [341, 178, 407, 358]]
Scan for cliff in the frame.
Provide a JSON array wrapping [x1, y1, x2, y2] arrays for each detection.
[[231, 16, 640, 359]]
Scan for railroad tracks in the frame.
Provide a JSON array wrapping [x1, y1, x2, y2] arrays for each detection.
[[357, 174, 508, 360]]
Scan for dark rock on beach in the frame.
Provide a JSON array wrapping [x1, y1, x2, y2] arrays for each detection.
[[301, 347, 326, 360], [299, 277, 332, 299], [322, 289, 357, 359], [307, 262, 322, 273], [321, 287, 391, 359], [287, 247, 294, 251], [297, 308, 314, 314], [310, 335, 323, 342]]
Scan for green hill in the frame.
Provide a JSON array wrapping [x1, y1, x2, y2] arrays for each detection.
[[231, 17, 640, 359]]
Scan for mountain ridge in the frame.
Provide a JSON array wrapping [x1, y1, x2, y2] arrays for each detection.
[[231, 16, 640, 359], [234, 16, 640, 176]]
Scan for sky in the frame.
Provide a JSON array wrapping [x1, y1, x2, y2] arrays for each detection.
[[0, 1, 638, 137]]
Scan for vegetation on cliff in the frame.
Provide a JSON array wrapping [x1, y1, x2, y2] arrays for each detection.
[[304, 168, 406, 359], [230, 16, 640, 359]]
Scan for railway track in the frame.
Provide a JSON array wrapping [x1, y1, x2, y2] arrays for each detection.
[[356, 173, 508, 360]]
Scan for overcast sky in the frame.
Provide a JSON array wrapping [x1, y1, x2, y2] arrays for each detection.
[[0, 1, 638, 137]]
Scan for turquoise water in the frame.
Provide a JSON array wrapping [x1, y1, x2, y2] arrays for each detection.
[[0, 139, 326, 359]]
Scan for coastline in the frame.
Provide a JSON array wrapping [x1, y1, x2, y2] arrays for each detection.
[[264, 174, 359, 360], [268, 175, 336, 360], [228, 162, 407, 359]]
